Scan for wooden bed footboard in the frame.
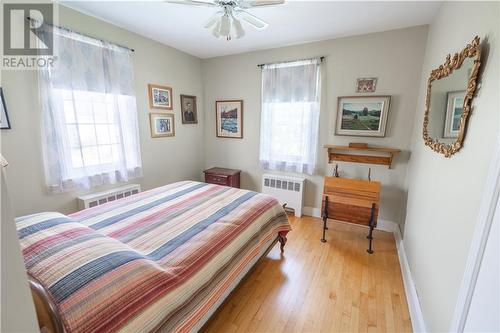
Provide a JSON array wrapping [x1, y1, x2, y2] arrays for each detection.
[[29, 275, 65, 333]]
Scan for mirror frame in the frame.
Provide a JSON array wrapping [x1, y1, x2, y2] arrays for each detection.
[[423, 36, 482, 157]]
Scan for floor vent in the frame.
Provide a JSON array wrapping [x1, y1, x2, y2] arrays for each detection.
[[262, 174, 305, 217], [77, 184, 141, 210]]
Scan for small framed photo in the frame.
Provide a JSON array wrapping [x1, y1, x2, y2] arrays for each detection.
[[356, 78, 377, 93], [180, 95, 198, 124], [148, 84, 173, 110], [444, 90, 465, 138], [150, 113, 175, 138], [216, 100, 243, 139], [336, 95, 390, 137], [0, 88, 11, 130]]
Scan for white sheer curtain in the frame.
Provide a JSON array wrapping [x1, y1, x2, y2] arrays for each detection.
[[259, 59, 322, 175], [38, 25, 142, 193]]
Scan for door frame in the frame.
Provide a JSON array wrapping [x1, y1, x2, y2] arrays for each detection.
[[450, 135, 500, 332]]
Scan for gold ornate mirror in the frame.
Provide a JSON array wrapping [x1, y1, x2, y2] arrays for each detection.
[[423, 36, 482, 157]]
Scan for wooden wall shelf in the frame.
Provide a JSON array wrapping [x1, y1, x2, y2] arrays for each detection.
[[324, 143, 401, 169]]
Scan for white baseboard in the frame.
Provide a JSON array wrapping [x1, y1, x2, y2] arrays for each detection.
[[376, 218, 399, 233], [302, 207, 426, 331], [303, 206, 321, 217], [303, 207, 399, 233], [394, 227, 427, 332]]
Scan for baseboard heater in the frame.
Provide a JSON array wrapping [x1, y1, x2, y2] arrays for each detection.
[[77, 184, 141, 210], [261, 173, 305, 217]]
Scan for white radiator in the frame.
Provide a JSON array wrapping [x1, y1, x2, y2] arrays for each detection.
[[262, 174, 305, 217], [77, 184, 141, 210]]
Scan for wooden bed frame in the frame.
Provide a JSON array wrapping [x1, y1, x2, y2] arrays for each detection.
[[29, 234, 287, 333], [29, 274, 65, 333]]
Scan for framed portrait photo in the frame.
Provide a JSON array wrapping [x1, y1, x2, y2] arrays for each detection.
[[0, 88, 11, 130], [335, 95, 391, 137], [150, 113, 175, 138], [443, 90, 465, 138], [148, 84, 173, 110], [180, 95, 198, 124], [216, 100, 243, 139], [356, 77, 377, 93]]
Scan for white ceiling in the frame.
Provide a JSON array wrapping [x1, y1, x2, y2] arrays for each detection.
[[62, 1, 441, 59]]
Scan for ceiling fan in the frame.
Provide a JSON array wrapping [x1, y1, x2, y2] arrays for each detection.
[[164, 0, 285, 41]]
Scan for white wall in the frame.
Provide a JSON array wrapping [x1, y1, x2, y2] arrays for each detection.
[[1, 173, 39, 332], [403, 2, 499, 331], [1, 5, 205, 217], [201, 26, 428, 225], [0, 71, 39, 333]]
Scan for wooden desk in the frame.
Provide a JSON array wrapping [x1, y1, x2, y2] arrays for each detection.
[[321, 177, 381, 253]]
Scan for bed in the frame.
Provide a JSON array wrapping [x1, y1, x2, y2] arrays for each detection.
[[16, 181, 291, 333]]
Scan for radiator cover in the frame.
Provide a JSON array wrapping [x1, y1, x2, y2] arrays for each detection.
[[261, 173, 305, 217], [77, 184, 141, 210]]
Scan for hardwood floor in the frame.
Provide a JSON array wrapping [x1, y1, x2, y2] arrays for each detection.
[[202, 215, 412, 333]]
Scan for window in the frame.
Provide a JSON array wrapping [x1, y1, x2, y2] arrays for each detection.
[[259, 59, 322, 175], [38, 26, 142, 192], [58, 89, 137, 169]]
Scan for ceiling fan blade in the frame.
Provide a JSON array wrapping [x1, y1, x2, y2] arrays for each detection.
[[238, 0, 284, 8], [164, 0, 218, 7], [235, 10, 268, 29], [204, 11, 222, 28]]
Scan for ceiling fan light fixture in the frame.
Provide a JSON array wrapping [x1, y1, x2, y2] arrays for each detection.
[[204, 11, 222, 28], [164, 0, 284, 40], [219, 14, 231, 37], [212, 21, 221, 38], [232, 17, 245, 39]]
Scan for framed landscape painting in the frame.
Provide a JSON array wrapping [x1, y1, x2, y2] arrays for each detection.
[[148, 84, 173, 110], [150, 113, 175, 138], [216, 100, 243, 139], [335, 95, 390, 137], [443, 90, 465, 138]]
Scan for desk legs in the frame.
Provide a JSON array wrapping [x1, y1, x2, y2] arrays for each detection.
[[321, 196, 329, 243], [366, 203, 376, 254], [321, 197, 376, 254]]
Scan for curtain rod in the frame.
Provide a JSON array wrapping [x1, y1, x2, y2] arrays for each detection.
[[26, 17, 135, 53], [257, 56, 325, 68]]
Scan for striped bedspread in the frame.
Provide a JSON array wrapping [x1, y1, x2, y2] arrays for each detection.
[[16, 181, 291, 332]]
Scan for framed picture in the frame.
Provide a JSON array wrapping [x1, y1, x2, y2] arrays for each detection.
[[180, 95, 198, 124], [335, 95, 391, 137], [356, 78, 377, 93], [443, 90, 465, 138], [149, 113, 175, 138], [216, 100, 243, 139], [148, 84, 173, 110], [0, 88, 11, 130]]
